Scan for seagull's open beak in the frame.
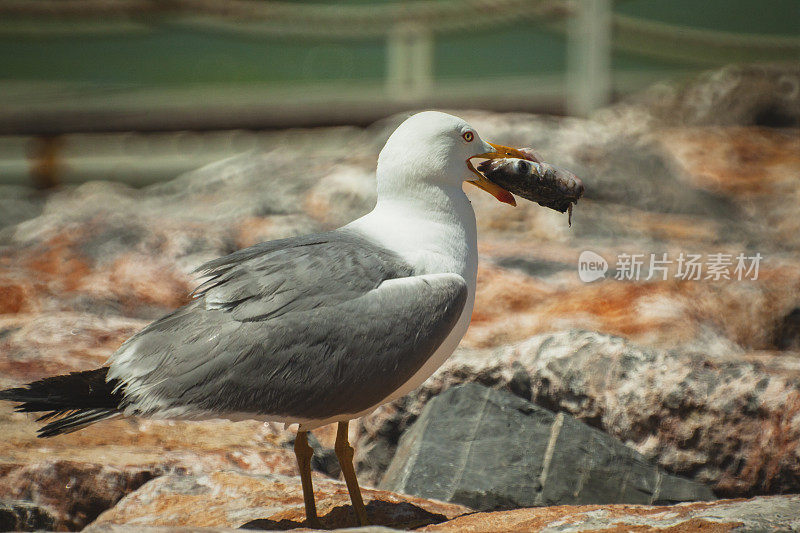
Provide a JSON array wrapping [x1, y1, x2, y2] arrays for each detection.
[[467, 142, 533, 207]]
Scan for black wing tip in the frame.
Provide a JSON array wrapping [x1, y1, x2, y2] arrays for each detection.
[[1, 368, 123, 438], [0, 385, 49, 409], [35, 409, 117, 438], [0, 387, 25, 401]]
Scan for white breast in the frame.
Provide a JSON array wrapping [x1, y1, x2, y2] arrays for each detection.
[[348, 185, 478, 282], [295, 184, 479, 428]]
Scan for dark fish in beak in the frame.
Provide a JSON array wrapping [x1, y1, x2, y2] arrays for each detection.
[[477, 151, 584, 225]]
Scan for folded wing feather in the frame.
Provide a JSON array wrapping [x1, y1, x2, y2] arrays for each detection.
[[107, 229, 468, 421]]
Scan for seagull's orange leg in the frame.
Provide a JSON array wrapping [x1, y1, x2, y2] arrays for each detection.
[[294, 430, 322, 529], [334, 420, 369, 526]]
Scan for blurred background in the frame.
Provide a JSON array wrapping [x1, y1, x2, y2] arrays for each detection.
[[1, 2, 800, 532], [0, 0, 797, 187]]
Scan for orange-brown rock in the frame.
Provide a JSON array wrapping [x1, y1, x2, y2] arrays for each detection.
[[465, 260, 800, 354], [0, 400, 313, 480], [92, 470, 468, 531], [422, 495, 800, 532], [0, 461, 158, 531]]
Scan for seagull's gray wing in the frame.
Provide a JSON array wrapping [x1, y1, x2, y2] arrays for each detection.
[[106, 229, 468, 420]]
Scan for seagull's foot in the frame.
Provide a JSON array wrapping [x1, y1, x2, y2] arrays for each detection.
[[294, 431, 323, 528], [335, 421, 369, 526]]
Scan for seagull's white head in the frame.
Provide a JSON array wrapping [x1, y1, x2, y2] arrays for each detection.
[[376, 111, 530, 206]]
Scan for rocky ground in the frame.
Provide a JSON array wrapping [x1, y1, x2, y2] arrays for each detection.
[[0, 63, 799, 531]]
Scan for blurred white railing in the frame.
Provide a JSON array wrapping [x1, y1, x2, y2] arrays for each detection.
[[0, 0, 796, 186], [0, 0, 796, 124]]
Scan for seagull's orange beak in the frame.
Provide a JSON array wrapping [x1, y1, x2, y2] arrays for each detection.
[[466, 142, 532, 207]]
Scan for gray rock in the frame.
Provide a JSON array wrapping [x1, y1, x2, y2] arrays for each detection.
[[0, 185, 44, 237], [774, 308, 800, 351], [356, 331, 800, 497], [0, 499, 57, 532], [380, 383, 713, 511], [284, 432, 341, 479], [570, 138, 737, 219], [635, 63, 800, 128]]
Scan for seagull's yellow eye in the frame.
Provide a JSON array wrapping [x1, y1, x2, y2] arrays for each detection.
[[462, 131, 474, 142]]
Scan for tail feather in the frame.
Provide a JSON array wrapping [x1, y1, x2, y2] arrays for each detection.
[[0, 368, 124, 438], [38, 409, 121, 438]]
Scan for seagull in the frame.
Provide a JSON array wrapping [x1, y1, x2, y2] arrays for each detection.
[[0, 111, 532, 528]]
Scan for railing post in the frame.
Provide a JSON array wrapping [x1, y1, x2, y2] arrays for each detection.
[[387, 22, 433, 100], [29, 135, 63, 189], [566, 0, 612, 116]]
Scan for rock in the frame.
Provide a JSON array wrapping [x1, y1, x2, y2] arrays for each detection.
[[285, 432, 342, 479], [654, 126, 800, 251], [0, 460, 160, 531], [464, 259, 800, 356], [0, 185, 44, 233], [84, 526, 243, 533], [92, 470, 468, 531], [775, 307, 800, 351], [0, 499, 57, 532], [0, 401, 303, 475], [421, 494, 800, 532], [0, 66, 798, 530], [0, 313, 146, 385], [380, 383, 712, 510], [0, 140, 381, 331], [0, 402, 320, 530], [303, 162, 377, 228], [356, 331, 800, 497], [83, 496, 800, 532], [85, 526, 401, 533], [635, 63, 800, 128]]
